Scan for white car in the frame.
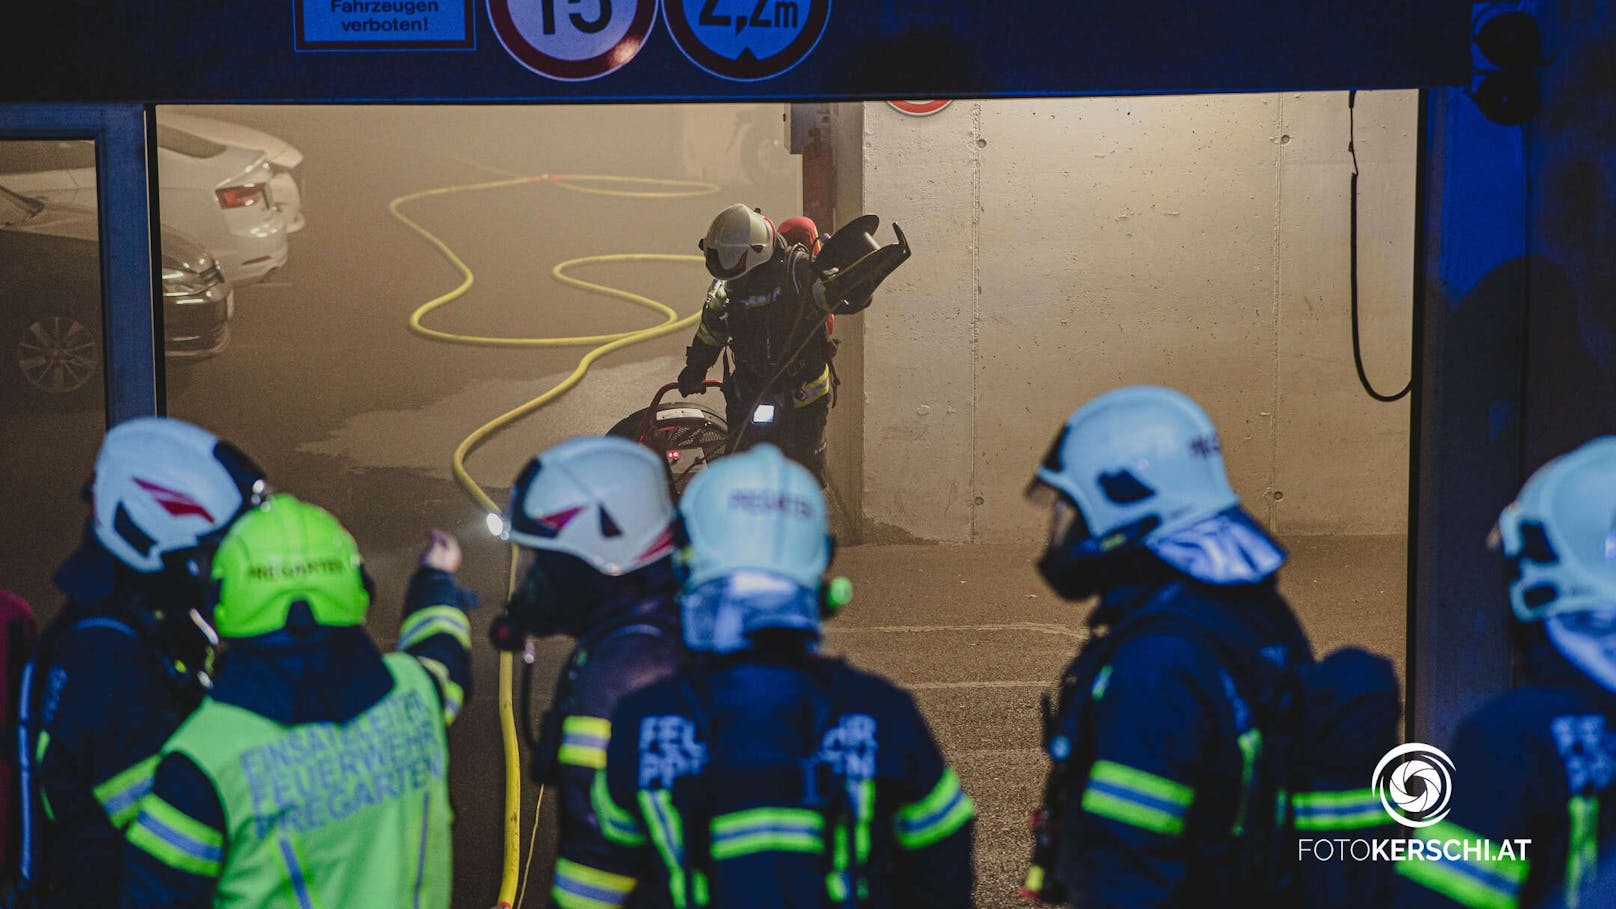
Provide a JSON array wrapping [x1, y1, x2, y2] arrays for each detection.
[[160, 112, 306, 233], [0, 127, 289, 285]]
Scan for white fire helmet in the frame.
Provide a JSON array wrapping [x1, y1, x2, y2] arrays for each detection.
[[679, 444, 829, 590], [1495, 436, 1616, 622], [502, 436, 677, 576], [700, 203, 775, 281], [677, 445, 830, 652], [90, 416, 267, 572], [1497, 436, 1616, 694], [1029, 385, 1285, 585]]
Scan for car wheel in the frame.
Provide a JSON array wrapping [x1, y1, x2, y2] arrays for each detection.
[[15, 313, 99, 396]]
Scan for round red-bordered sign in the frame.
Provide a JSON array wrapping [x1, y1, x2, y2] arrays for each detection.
[[887, 100, 952, 117], [489, 0, 658, 82]]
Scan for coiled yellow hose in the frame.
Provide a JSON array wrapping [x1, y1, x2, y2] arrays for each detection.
[[388, 172, 718, 908]]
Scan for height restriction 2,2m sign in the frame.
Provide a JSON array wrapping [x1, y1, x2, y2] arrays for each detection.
[[489, 0, 657, 80], [664, 0, 830, 81]]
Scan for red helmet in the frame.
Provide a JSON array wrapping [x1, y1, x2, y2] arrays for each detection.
[[778, 216, 820, 256]]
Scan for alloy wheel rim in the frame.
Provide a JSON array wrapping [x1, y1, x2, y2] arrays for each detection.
[[17, 316, 97, 394]]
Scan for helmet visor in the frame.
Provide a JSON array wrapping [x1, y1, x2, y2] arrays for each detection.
[[705, 243, 764, 280], [195, 441, 271, 547], [1025, 426, 1070, 500], [1027, 481, 1088, 551], [1048, 495, 1085, 551]]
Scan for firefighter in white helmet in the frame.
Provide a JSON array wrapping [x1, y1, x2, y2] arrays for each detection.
[[1021, 387, 1401, 908], [679, 204, 909, 485], [19, 417, 266, 907], [1394, 437, 1616, 909], [488, 436, 689, 909], [589, 445, 975, 908]]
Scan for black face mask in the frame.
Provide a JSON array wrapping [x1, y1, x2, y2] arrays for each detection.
[[504, 550, 598, 639], [146, 546, 219, 617], [503, 550, 680, 641], [1037, 540, 1102, 602], [1035, 508, 1163, 603]]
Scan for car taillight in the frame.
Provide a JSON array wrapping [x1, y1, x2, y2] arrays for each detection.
[[215, 183, 266, 209]]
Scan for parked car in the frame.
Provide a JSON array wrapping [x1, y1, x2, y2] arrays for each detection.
[[1, 185, 233, 402], [0, 128, 288, 285], [161, 111, 306, 233]]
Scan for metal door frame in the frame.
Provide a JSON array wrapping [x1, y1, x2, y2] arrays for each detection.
[[0, 103, 159, 424]]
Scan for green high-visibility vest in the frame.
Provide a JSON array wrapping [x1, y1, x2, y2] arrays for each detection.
[[164, 652, 453, 909]]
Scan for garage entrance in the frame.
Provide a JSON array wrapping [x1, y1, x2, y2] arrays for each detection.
[[3, 96, 1416, 906]]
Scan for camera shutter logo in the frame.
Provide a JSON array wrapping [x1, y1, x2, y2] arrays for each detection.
[[1373, 743, 1456, 828]]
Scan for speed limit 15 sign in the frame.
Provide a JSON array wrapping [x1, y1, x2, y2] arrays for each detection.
[[489, 0, 658, 81]]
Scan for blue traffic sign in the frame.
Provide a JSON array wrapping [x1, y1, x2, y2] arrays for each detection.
[[297, 0, 474, 50], [664, 0, 830, 81]]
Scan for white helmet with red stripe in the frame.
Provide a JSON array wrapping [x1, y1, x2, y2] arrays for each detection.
[[91, 416, 268, 572], [502, 436, 676, 575]]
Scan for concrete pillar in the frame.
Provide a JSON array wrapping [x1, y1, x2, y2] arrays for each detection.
[[1410, 88, 1529, 747]]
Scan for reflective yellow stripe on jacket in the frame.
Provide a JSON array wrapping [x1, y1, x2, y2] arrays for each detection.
[[1080, 760, 1194, 837], [552, 858, 636, 909], [127, 794, 224, 878], [894, 768, 974, 850], [93, 755, 158, 829], [559, 716, 610, 770], [1396, 821, 1529, 909]]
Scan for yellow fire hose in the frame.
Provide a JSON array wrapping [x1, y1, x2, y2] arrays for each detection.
[[388, 172, 718, 908]]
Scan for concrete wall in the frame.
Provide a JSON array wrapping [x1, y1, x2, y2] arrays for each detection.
[[849, 93, 1419, 543], [818, 103, 868, 537]]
